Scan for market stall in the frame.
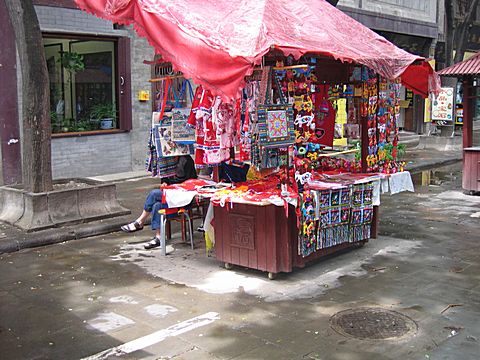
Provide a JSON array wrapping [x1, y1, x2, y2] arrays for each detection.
[[438, 54, 480, 193], [75, 0, 436, 277]]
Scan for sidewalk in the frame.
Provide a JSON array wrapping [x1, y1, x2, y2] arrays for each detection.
[[0, 146, 463, 254]]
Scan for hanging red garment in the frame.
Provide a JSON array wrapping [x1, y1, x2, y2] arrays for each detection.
[[187, 85, 202, 128], [192, 87, 233, 166], [312, 85, 335, 147]]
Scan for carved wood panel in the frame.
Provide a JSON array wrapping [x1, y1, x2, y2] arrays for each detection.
[[230, 214, 255, 250]]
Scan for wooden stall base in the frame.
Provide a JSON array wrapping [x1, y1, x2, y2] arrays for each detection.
[[214, 203, 375, 278], [214, 203, 294, 275], [462, 148, 480, 192]]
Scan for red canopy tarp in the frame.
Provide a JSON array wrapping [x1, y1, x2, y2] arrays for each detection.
[[75, 0, 439, 99]]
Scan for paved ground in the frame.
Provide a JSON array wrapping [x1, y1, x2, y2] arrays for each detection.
[[1, 161, 479, 359]]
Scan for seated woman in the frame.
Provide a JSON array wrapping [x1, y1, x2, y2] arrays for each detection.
[[121, 155, 197, 249]]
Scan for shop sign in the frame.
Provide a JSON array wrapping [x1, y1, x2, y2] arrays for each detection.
[[431, 87, 454, 121], [424, 97, 431, 123], [405, 89, 414, 103]]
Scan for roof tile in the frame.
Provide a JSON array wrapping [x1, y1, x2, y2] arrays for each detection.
[[439, 52, 480, 75]]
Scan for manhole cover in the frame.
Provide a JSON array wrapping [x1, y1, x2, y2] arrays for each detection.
[[330, 307, 417, 340]]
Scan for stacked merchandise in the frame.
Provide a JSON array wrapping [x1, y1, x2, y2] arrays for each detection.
[[298, 181, 374, 258], [376, 76, 389, 172], [376, 77, 402, 173], [349, 182, 374, 242], [318, 186, 352, 249]]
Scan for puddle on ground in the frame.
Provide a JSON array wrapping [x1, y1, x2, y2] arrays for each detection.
[[411, 163, 462, 190]]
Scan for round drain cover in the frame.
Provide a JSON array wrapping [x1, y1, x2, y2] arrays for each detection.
[[330, 307, 417, 340]]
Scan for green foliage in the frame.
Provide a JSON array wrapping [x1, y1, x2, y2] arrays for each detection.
[[51, 117, 100, 133], [58, 52, 85, 74], [89, 103, 117, 121], [71, 120, 94, 132], [53, 117, 74, 133], [50, 111, 58, 123]]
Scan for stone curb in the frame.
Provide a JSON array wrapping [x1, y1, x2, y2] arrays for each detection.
[[0, 216, 154, 254], [0, 220, 125, 254]]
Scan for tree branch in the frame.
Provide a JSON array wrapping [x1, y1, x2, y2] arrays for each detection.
[[444, 0, 455, 67], [453, 0, 480, 63]]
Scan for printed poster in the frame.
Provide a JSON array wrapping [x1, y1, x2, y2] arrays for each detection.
[[152, 112, 194, 157], [431, 87, 454, 121], [171, 108, 195, 144]]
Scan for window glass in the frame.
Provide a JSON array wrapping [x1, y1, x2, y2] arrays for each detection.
[[43, 36, 117, 133]]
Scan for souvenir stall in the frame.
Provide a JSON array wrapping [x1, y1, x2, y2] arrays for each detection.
[[75, 0, 438, 277], [142, 57, 418, 277], [439, 54, 480, 193], [201, 60, 412, 278]]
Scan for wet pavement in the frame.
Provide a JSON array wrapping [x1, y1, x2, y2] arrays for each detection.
[[1, 162, 480, 359]]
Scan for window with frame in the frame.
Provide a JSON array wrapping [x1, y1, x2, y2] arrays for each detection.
[[43, 34, 131, 135]]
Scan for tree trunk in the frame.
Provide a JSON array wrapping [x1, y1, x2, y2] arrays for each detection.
[[444, 0, 455, 68], [453, 0, 480, 63], [4, 0, 53, 192]]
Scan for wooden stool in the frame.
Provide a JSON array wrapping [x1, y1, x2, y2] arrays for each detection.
[[163, 208, 194, 249], [165, 199, 209, 245]]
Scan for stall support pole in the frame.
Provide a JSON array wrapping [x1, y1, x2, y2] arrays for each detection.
[[371, 205, 379, 238], [213, 167, 220, 182], [463, 78, 473, 149], [361, 116, 368, 173]]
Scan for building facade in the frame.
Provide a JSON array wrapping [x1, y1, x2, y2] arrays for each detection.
[[338, 0, 439, 57], [0, 0, 155, 185]]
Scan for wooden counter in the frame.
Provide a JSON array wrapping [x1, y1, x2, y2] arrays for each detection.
[[214, 203, 370, 278]]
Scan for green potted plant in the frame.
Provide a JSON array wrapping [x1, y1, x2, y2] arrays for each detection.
[[59, 51, 85, 74], [58, 52, 85, 118], [89, 103, 117, 129], [58, 118, 74, 133]]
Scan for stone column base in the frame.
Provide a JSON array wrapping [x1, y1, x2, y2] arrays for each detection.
[[0, 179, 130, 232]]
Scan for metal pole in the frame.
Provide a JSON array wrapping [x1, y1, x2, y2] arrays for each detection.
[[160, 213, 166, 256]]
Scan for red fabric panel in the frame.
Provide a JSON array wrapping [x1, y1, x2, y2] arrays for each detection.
[[401, 62, 440, 98], [75, 0, 435, 99]]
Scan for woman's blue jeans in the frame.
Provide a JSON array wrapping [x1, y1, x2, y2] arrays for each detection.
[[144, 189, 168, 230]]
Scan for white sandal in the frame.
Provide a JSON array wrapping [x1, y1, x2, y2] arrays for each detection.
[[121, 221, 144, 233], [144, 237, 162, 250]]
